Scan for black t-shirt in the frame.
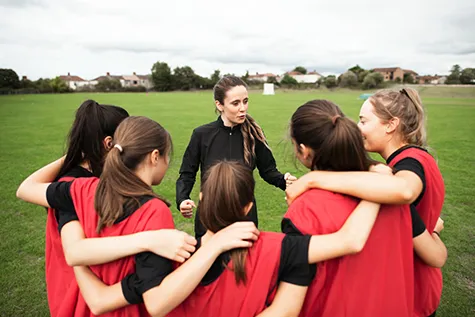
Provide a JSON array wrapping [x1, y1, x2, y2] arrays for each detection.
[[46, 180, 173, 304], [387, 145, 427, 206], [122, 234, 314, 305]]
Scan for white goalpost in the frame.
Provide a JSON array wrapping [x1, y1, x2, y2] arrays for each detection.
[[263, 83, 275, 95]]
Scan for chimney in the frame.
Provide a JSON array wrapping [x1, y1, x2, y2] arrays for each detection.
[[133, 72, 136, 75], [106, 72, 110, 76], [22, 75, 28, 80], [256, 72, 258, 75], [68, 72, 70, 76]]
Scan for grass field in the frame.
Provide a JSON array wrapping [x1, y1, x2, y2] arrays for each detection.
[[0, 87, 474, 316]]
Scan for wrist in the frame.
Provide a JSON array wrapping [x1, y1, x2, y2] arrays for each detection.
[[138, 231, 154, 252], [432, 231, 441, 237]]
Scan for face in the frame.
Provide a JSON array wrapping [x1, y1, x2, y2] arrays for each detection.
[[151, 150, 170, 185], [357, 100, 390, 154], [216, 85, 249, 126], [292, 138, 313, 170]]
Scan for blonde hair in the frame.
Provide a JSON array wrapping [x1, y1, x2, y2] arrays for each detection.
[[369, 87, 427, 147]]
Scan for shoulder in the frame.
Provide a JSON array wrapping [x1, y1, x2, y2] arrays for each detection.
[[137, 198, 175, 230], [193, 121, 219, 134], [61, 166, 94, 180]]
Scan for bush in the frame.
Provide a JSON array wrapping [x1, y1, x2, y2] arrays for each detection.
[[121, 85, 147, 92], [339, 71, 359, 88]]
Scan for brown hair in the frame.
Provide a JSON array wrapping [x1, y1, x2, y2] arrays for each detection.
[[213, 76, 270, 166], [291, 100, 373, 172], [199, 160, 255, 284], [94, 116, 172, 233], [369, 87, 426, 146]]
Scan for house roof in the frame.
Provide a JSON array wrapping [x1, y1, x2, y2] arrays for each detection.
[[136, 74, 150, 80], [287, 71, 303, 76], [248, 73, 276, 78], [93, 75, 123, 81], [403, 69, 418, 75], [122, 75, 140, 81], [372, 67, 402, 72], [59, 75, 85, 82], [307, 71, 322, 76]]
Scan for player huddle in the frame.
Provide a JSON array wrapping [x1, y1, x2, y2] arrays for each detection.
[[17, 76, 446, 317]]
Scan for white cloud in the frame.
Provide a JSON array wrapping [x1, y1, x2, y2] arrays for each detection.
[[0, 0, 474, 79]]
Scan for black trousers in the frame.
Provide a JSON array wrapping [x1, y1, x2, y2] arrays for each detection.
[[194, 198, 259, 238]]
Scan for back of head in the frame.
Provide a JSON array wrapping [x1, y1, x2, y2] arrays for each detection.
[[290, 100, 372, 172], [369, 87, 426, 146], [58, 99, 129, 178], [95, 116, 172, 232], [200, 161, 255, 284]]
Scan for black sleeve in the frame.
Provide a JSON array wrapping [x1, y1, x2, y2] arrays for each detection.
[[255, 138, 286, 191], [411, 205, 426, 238], [176, 129, 201, 209], [46, 181, 79, 232], [281, 217, 303, 235], [279, 235, 316, 286], [393, 158, 426, 205], [121, 252, 173, 303]]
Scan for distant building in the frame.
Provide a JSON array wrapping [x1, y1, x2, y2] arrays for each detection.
[[248, 73, 277, 82], [280, 70, 322, 83], [59, 73, 88, 90], [372, 67, 418, 82]]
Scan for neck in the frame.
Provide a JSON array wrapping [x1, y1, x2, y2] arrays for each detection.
[[201, 230, 214, 246], [80, 160, 92, 172], [220, 114, 236, 127], [381, 139, 407, 160], [134, 165, 153, 186]]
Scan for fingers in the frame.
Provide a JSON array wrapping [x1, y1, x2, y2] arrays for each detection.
[[231, 240, 254, 249]]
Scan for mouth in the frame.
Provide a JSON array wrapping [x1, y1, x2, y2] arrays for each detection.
[[238, 114, 246, 119]]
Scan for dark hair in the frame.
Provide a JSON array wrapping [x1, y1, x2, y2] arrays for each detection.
[[290, 100, 373, 172], [58, 99, 129, 178], [199, 160, 255, 284], [213, 76, 270, 166], [95, 116, 172, 233], [369, 87, 426, 146]]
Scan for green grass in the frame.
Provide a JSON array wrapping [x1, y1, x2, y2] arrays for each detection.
[[0, 87, 474, 316]]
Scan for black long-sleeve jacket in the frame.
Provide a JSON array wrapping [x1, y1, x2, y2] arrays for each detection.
[[176, 116, 286, 209]]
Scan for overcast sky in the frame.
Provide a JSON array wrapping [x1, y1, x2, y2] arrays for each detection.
[[1, 0, 474, 80]]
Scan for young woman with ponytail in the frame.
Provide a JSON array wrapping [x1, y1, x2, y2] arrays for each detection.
[[176, 75, 296, 238], [39, 99, 129, 316], [17, 116, 258, 317], [286, 89, 446, 317]]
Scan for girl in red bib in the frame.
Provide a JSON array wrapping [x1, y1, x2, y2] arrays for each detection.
[[287, 91, 446, 317]]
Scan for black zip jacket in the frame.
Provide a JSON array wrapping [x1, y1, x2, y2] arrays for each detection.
[[176, 116, 286, 209]]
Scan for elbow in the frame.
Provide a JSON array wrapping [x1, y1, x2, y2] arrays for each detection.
[[16, 182, 26, 200], [431, 250, 448, 268], [63, 250, 80, 267], [89, 303, 107, 316], [347, 234, 367, 254], [399, 188, 415, 204], [145, 301, 165, 317]]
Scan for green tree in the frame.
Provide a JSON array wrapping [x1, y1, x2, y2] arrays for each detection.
[[339, 71, 358, 88], [446, 64, 462, 84], [293, 66, 307, 74], [280, 74, 299, 86], [460, 68, 475, 84], [266, 76, 278, 84], [0, 69, 20, 89], [50, 77, 70, 93], [173, 66, 198, 90], [151, 61, 172, 91], [96, 78, 122, 91], [324, 75, 338, 89], [403, 73, 415, 84], [210, 69, 221, 85], [362, 72, 384, 89], [358, 70, 370, 83]]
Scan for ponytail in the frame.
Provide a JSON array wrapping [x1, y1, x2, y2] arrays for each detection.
[[58, 100, 129, 178], [241, 114, 270, 166], [94, 116, 171, 233], [200, 161, 255, 284]]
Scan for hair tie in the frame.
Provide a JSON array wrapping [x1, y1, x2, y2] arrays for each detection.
[[331, 115, 341, 126], [114, 144, 123, 153]]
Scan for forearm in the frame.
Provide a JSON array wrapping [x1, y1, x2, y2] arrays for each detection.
[[74, 266, 128, 315], [256, 283, 306, 317], [308, 200, 380, 263], [176, 176, 195, 208], [16, 157, 64, 206], [414, 232, 447, 268], [65, 233, 147, 266], [144, 244, 221, 317], [307, 171, 412, 204]]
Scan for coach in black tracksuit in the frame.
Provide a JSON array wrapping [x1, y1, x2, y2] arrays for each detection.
[[176, 115, 290, 238], [176, 76, 294, 238]]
